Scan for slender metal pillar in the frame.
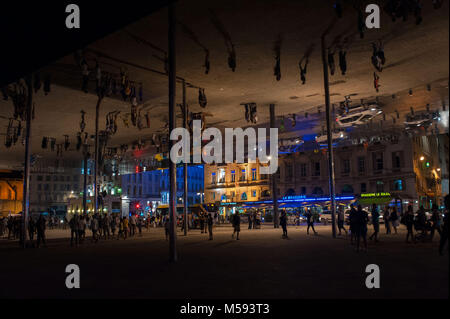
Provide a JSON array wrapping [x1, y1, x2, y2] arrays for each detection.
[[20, 75, 33, 248], [168, 1, 178, 262], [83, 147, 88, 215], [270, 104, 279, 228], [93, 97, 102, 215], [182, 79, 188, 236], [321, 35, 337, 238]]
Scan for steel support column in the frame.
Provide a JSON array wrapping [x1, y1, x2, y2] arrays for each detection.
[[183, 79, 188, 236], [93, 97, 102, 215], [168, 1, 178, 262], [321, 35, 337, 238], [270, 104, 279, 228], [20, 75, 33, 248]]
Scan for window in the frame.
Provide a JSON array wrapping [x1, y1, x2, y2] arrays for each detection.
[[240, 169, 246, 181], [252, 168, 257, 181], [342, 159, 350, 175], [211, 172, 216, 184], [231, 170, 236, 182], [313, 162, 320, 176], [219, 169, 225, 183], [341, 184, 354, 194], [300, 187, 307, 195], [373, 152, 383, 172], [241, 192, 247, 200], [376, 181, 384, 192], [53, 184, 57, 191], [392, 151, 403, 169], [37, 175, 43, 181], [53, 175, 58, 182], [73, 175, 78, 182], [252, 190, 257, 197], [312, 187, 323, 195], [361, 183, 367, 193], [46, 175, 50, 181], [38, 184, 42, 191], [393, 179, 404, 191], [358, 157, 365, 175], [300, 163, 307, 177], [285, 164, 292, 181]]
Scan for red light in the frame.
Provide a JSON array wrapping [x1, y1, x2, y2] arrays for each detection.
[[135, 166, 139, 173], [135, 204, 140, 209]]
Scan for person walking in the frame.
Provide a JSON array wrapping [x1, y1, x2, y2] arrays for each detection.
[[36, 214, 47, 248], [337, 206, 347, 236], [404, 205, 416, 243], [207, 213, 213, 240], [110, 215, 117, 239], [123, 217, 129, 239], [369, 204, 380, 242], [430, 205, 442, 241], [103, 214, 110, 239], [164, 217, 170, 241], [305, 208, 317, 235], [280, 210, 288, 239], [355, 205, 368, 252], [137, 215, 143, 236], [383, 207, 391, 234], [69, 214, 80, 247], [232, 212, 240, 240], [91, 215, 99, 243], [390, 207, 399, 234]]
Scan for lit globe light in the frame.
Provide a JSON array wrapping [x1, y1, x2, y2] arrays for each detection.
[[437, 168, 441, 172], [420, 156, 425, 161]]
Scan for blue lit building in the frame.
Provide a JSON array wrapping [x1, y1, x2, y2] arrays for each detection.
[[121, 165, 204, 215]]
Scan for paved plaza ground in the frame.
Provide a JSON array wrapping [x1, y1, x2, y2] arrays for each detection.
[[0, 224, 448, 299]]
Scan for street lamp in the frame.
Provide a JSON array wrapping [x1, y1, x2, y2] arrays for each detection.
[[420, 156, 425, 161]]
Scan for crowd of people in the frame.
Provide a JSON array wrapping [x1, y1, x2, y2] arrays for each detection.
[[1, 195, 448, 256]]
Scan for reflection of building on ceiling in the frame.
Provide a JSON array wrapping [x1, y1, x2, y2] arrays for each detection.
[[278, 133, 448, 211], [204, 158, 271, 216], [121, 165, 204, 212], [67, 195, 122, 217], [29, 158, 113, 214], [0, 170, 23, 217]]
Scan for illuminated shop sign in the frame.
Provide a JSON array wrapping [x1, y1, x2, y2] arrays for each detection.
[[282, 195, 307, 200], [360, 192, 391, 198], [245, 195, 355, 205]]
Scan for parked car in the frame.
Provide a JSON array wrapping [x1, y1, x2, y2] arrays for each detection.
[[315, 131, 347, 144], [404, 111, 440, 130], [336, 104, 382, 127]]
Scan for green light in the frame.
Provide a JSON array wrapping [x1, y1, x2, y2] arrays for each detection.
[[426, 162, 430, 168]]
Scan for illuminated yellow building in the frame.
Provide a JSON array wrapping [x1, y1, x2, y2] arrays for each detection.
[[0, 170, 23, 217], [204, 159, 271, 217]]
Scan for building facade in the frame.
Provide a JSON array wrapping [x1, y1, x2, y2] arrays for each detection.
[[0, 170, 23, 217]]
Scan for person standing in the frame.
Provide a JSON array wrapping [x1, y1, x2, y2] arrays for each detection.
[[383, 207, 391, 234], [103, 214, 110, 240], [280, 210, 288, 239], [27, 216, 36, 244], [439, 195, 449, 256], [137, 216, 143, 236], [369, 204, 380, 242], [404, 205, 416, 243], [110, 215, 117, 239], [348, 204, 357, 245], [305, 208, 317, 235], [69, 214, 80, 247], [248, 212, 253, 229], [123, 217, 129, 239], [355, 205, 368, 252], [36, 214, 47, 248], [390, 207, 399, 234], [79, 215, 86, 244], [337, 206, 347, 236], [129, 214, 137, 237], [232, 212, 240, 240], [199, 213, 205, 233], [207, 213, 213, 240]]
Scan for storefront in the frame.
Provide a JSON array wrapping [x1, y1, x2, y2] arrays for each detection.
[[357, 192, 417, 214]]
